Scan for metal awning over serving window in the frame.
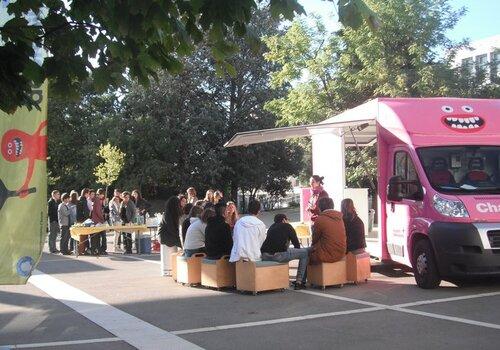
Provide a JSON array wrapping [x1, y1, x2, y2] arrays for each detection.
[[224, 119, 377, 148]]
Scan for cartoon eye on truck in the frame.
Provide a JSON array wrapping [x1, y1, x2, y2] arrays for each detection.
[[225, 98, 500, 289]]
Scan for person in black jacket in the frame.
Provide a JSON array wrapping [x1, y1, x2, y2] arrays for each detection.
[[158, 196, 182, 276], [261, 214, 310, 290], [120, 191, 136, 254], [341, 198, 367, 253], [76, 188, 90, 223], [73, 188, 91, 254], [47, 190, 61, 253], [205, 203, 233, 259]]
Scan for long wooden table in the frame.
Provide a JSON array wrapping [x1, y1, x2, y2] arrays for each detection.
[[70, 224, 149, 256]]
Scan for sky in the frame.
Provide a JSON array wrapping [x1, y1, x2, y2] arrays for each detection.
[[299, 0, 500, 43]]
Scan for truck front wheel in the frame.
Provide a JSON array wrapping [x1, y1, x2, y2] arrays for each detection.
[[413, 239, 441, 289]]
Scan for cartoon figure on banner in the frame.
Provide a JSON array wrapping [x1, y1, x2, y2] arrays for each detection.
[[1, 120, 47, 200]]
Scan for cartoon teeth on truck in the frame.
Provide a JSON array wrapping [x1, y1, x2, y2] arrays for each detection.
[[225, 98, 500, 289]]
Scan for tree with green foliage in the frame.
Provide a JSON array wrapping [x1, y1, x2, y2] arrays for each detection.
[[47, 8, 303, 201], [47, 81, 119, 191], [94, 143, 126, 197], [0, 0, 381, 114], [263, 0, 500, 191]]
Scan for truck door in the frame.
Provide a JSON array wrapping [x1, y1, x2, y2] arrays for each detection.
[[386, 149, 424, 266]]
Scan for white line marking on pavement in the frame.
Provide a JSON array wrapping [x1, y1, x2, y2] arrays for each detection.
[[295, 289, 386, 307], [4, 337, 120, 349], [28, 270, 203, 350], [393, 307, 500, 330], [171, 307, 383, 335], [115, 254, 161, 265], [394, 291, 500, 308], [295, 289, 500, 330]]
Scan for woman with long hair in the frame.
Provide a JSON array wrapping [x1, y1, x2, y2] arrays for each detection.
[[158, 196, 183, 276], [132, 189, 151, 223], [178, 194, 187, 210], [225, 201, 239, 231], [204, 189, 215, 204], [341, 198, 366, 253], [307, 175, 329, 222], [186, 187, 198, 204], [205, 203, 233, 260], [213, 190, 224, 205]]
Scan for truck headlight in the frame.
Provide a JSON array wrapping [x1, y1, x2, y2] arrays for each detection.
[[433, 194, 469, 218]]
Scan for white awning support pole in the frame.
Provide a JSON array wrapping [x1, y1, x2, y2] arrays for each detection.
[[312, 128, 346, 206]]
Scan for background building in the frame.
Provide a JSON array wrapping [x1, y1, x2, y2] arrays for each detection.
[[454, 35, 500, 79]]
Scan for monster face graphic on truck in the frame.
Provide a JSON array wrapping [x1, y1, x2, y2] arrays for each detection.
[[441, 105, 485, 133]]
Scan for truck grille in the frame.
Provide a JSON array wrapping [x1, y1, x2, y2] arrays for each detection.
[[487, 231, 500, 248]]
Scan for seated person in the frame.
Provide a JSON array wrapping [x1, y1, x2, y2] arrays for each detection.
[[205, 203, 233, 260], [309, 197, 346, 265], [229, 200, 267, 262], [341, 198, 366, 254], [429, 157, 455, 185], [463, 157, 490, 184], [183, 207, 215, 257], [261, 214, 310, 290], [182, 204, 200, 244]]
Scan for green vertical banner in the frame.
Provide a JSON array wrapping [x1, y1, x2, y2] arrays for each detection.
[[0, 82, 48, 284]]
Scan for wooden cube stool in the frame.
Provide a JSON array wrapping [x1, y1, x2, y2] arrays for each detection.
[[170, 251, 183, 281], [176, 253, 205, 285], [346, 251, 371, 283], [201, 256, 236, 289], [307, 258, 347, 290], [235, 260, 289, 295]]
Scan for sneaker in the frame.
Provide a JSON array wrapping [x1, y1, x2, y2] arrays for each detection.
[[61, 251, 73, 256], [100, 251, 108, 256], [50, 249, 60, 254], [293, 282, 307, 290]]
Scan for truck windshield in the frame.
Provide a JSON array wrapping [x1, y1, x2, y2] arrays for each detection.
[[417, 146, 500, 194]]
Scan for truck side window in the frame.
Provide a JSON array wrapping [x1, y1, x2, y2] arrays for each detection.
[[394, 151, 422, 200]]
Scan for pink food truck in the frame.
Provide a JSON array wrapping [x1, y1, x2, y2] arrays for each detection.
[[225, 98, 500, 289]]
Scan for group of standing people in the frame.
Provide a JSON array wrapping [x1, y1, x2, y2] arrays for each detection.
[[47, 188, 151, 255], [157, 177, 367, 290]]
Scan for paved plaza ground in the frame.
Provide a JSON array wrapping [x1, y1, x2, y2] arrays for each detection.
[[1, 211, 499, 349]]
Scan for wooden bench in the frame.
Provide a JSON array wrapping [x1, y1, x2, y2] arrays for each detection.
[[176, 253, 205, 285], [307, 258, 347, 290], [235, 260, 289, 295], [346, 251, 371, 283], [201, 256, 236, 289]]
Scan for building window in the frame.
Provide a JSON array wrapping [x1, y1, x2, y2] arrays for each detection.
[[461, 57, 473, 72], [475, 54, 488, 74], [493, 51, 500, 79]]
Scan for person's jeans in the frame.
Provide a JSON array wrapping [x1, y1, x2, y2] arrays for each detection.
[[59, 226, 70, 254], [184, 248, 206, 258], [262, 248, 310, 284], [123, 233, 133, 253], [48, 221, 59, 252], [99, 232, 107, 252], [90, 231, 104, 253]]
